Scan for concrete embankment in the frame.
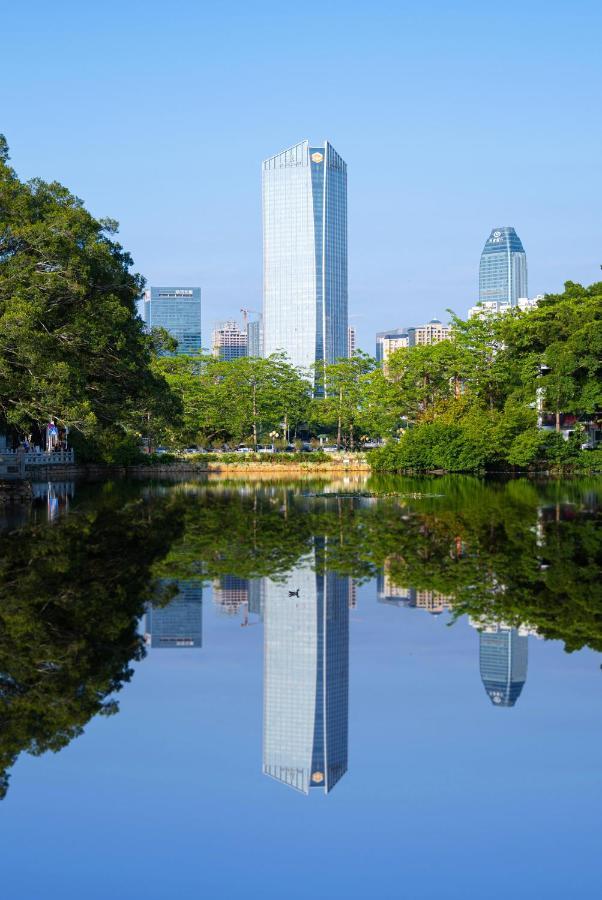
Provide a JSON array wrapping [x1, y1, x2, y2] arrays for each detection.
[[17, 456, 372, 483]]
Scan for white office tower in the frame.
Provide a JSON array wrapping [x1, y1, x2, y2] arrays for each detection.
[[262, 140, 348, 379]]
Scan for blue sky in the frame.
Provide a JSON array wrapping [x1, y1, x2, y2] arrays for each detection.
[[2, 0, 601, 350]]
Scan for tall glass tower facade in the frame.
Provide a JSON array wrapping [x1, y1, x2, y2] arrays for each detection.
[[262, 545, 349, 794], [262, 140, 347, 378], [143, 286, 202, 355], [478, 227, 528, 306]]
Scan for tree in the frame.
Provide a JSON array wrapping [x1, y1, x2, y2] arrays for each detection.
[[154, 352, 311, 447], [500, 282, 602, 430], [313, 352, 375, 448], [0, 135, 178, 456], [385, 340, 463, 423]]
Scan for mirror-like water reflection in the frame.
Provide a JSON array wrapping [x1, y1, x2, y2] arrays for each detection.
[[1, 476, 600, 898]]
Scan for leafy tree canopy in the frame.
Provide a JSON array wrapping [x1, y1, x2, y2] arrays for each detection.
[[0, 136, 179, 456]]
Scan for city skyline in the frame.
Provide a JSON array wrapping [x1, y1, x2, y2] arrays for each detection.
[[139, 215, 540, 362], [4, 4, 600, 355]]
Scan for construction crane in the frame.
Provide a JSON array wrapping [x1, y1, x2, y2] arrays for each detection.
[[240, 308, 260, 329]]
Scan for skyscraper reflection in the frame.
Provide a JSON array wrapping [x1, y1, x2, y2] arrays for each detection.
[[145, 580, 203, 649], [476, 623, 529, 707], [262, 546, 349, 794]]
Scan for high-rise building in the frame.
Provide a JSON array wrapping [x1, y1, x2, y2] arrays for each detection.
[[247, 317, 264, 358], [381, 332, 409, 366], [477, 624, 528, 707], [347, 325, 356, 358], [263, 546, 349, 794], [376, 328, 406, 364], [479, 227, 528, 307], [212, 320, 248, 361], [407, 319, 450, 347], [144, 580, 203, 649], [262, 140, 348, 379], [468, 295, 542, 319], [143, 287, 202, 355]]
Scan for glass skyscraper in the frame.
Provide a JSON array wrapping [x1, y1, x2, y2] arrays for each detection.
[[262, 546, 349, 794], [247, 317, 263, 358], [478, 626, 528, 707], [143, 286, 202, 355], [262, 140, 348, 379], [478, 227, 528, 306]]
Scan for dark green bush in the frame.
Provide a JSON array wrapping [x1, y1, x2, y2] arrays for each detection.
[[369, 423, 497, 472]]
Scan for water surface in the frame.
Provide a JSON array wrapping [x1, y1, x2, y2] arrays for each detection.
[[1, 475, 600, 899]]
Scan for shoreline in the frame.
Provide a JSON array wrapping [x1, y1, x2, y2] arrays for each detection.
[[3, 459, 599, 487]]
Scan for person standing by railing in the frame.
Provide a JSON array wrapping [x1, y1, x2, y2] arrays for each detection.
[[46, 419, 59, 452]]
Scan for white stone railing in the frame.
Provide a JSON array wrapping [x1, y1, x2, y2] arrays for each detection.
[[25, 450, 75, 465], [2, 449, 75, 466]]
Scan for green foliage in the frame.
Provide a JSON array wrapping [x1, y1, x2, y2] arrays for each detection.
[[576, 449, 602, 472], [200, 451, 330, 464], [370, 421, 498, 472], [154, 352, 312, 447], [0, 136, 179, 456], [371, 282, 602, 472], [0, 488, 183, 798], [311, 352, 377, 447], [506, 429, 550, 467], [1, 475, 600, 794]]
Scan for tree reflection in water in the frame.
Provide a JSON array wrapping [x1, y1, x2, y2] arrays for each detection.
[[0, 475, 599, 796]]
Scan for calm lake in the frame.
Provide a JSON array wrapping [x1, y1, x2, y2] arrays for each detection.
[[1, 475, 601, 899]]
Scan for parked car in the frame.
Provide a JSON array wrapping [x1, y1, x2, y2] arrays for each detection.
[[235, 446, 253, 453], [257, 444, 275, 453], [321, 446, 339, 453]]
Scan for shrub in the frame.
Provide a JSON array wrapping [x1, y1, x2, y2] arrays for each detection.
[[70, 430, 146, 466], [575, 448, 602, 472], [369, 422, 498, 472], [506, 430, 550, 467]]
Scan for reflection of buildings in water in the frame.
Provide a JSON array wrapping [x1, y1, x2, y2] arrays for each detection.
[[377, 569, 413, 607], [214, 575, 354, 621], [248, 579, 265, 620], [145, 580, 203, 649], [376, 566, 453, 616], [212, 576, 249, 615], [469, 618, 538, 707], [411, 589, 453, 616], [263, 550, 349, 794], [348, 578, 357, 609]]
